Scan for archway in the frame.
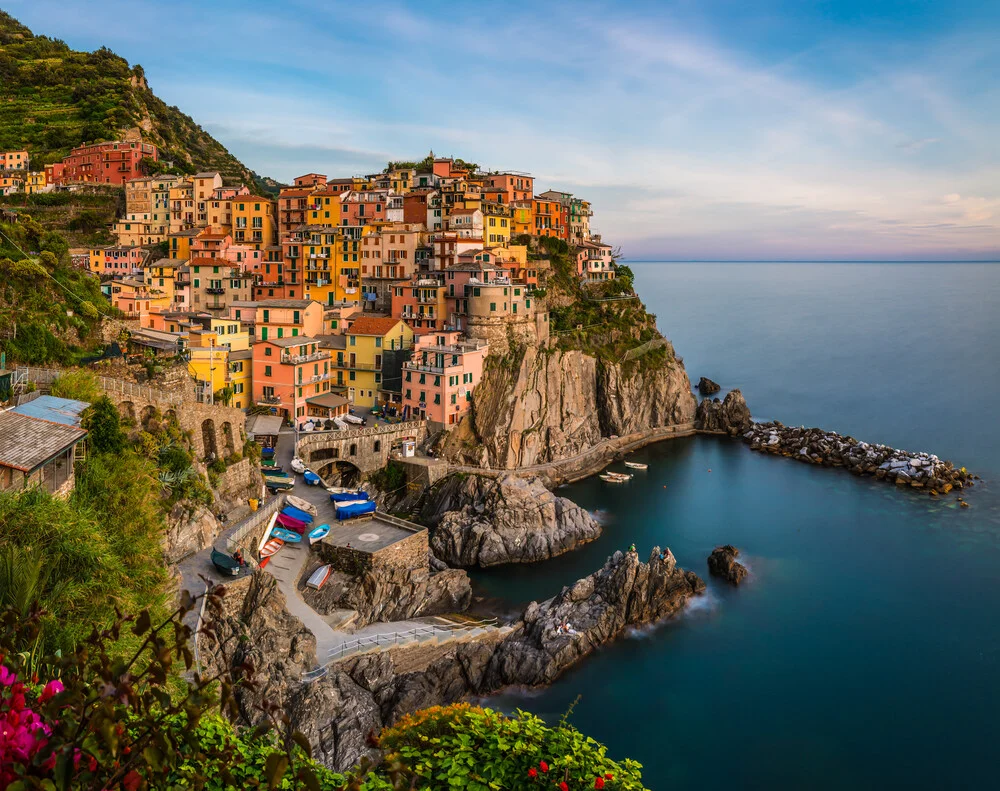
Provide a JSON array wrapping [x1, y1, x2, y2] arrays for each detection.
[[221, 421, 236, 455], [119, 401, 136, 424], [318, 460, 361, 488], [201, 418, 218, 460], [309, 447, 339, 464], [140, 405, 158, 430]]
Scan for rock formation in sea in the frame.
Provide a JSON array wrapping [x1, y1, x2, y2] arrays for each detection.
[[742, 422, 975, 493], [698, 376, 721, 395], [440, 342, 696, 469], [202, 549, 705, 772], [707, 545, 749, 585], [420, 473, 602, 567], [695, 389, 753, 435]]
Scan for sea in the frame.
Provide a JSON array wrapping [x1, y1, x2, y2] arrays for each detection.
[[473, 262, 1000, 789]]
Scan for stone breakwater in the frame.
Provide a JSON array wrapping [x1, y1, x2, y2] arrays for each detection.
[[742, 421, 975, 494]]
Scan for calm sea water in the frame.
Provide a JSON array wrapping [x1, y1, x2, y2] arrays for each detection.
[[475, 263, 1000, 789]]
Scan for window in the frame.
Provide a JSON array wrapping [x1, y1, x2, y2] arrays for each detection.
[[264, 365, 272, 376], [451, 394, 457, 404], [293, 310, 300, 323], [434, 394, 441, 404], [263, 310, 269, 322], [349, 336, 356, 346], [490, 302, 496, 312], [473, 287, 481, 297], [193, 279, 200, 287], [375, 337, 382, 348], [349, 371, 356, 381]]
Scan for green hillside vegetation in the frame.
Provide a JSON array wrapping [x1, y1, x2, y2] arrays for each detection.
[[0, 219, 111, 365], [0, 10, 269, 189], [0, 189, 121, 246]]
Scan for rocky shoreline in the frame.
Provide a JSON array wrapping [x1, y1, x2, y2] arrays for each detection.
[[203, 548, 704, 771], [696, 389, 975, 495]]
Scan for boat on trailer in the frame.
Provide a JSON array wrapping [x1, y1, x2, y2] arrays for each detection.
[[624, 461, 648, 470]]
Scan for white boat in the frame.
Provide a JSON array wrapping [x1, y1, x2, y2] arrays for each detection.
[[343, 413, 364, 425], [256, 511, 279, 554], [290, 457, 306, 474], [599, 473, 629, 483], [308, 524, 330, 545], [333, 417, 349, 430], [306, 564, 332, 589], [624, 461, 648, 470], [285, 494, 317, 515]]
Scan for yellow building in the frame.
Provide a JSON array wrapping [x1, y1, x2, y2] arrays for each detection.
[[483, 201, 512, 246], [168, 229, 199, 260], [307, 189, 343, 226], [232, 196, 276, 248], [228, 349, 252, 409], [333, 315, 414, 407], [186, 319, 251, 406], [168, 180, 195, 233], [187, 329, 230, 401], [299, 226, 365, 304], [25, 171, 47, 194], [511, 201, 534, 237]]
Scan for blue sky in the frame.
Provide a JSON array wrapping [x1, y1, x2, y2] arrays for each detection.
[[7, 0, 999, 260]]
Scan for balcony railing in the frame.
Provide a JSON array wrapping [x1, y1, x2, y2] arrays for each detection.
[[257, 395, 282, 405], [282, 350, 328, 364], [333, 360, 380, 372], [405, 363, 445, 375], [206, 287, 225, 294]]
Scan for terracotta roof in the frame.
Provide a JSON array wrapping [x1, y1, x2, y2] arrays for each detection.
[[0, 412, 87, 472], [347, 315, 403, 336]]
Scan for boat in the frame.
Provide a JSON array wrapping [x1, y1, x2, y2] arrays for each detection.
[[290, 457, 306, 474], [211, 548, 243, 576], [257, 512, 279, 553], [271, 527, 302, 543], [281, 505, 315, 524], [335, 500, 377, 520], [285, 494, 317, 514], [343, 413, 364, 425], [333, 417, 349, 430], [308, 523, 330, 545], [329, 490, 370, 503], [261, 447, 275, 459], [303, 470, 322, 486], [262, 471, 290, 479], [265, 478, 294, 491], [276, 513, 307, 533], [600, 471, 632, 483], [262, 458, 281, 469], [326, 485, 361, 495], [624, 461, 648, 470], [306, 564, 332, 590], [259, 538, 284, 558]]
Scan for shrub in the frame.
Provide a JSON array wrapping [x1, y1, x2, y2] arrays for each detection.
[[50, 369, 101, 403]]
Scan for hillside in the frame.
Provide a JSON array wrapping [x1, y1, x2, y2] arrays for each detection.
[[0, 10, 270, 189]]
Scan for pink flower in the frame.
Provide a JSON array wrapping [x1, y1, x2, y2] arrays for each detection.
[[0, 666, 16, 687], [38, 679, 64, 703]]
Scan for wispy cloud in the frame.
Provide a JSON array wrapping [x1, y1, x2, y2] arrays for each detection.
[[7, 0, 999, 259]]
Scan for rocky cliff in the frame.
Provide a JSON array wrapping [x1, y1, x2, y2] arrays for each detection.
[[204, 550, 704, 771], [422, 473, 601, 567], [441, 343, 696, 469], [695, 389, 753, 435]]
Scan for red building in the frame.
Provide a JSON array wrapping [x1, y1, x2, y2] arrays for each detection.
[[51, 140, 158, 186]]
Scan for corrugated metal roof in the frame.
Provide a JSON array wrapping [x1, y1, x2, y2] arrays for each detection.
[[0, 412, 87, 472], [10, 395, 90, 427]]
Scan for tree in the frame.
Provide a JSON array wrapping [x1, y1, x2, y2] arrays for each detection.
[[81, 396, 125, 454]]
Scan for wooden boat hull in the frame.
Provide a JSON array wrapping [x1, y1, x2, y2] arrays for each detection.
[[259, 538, 284, 558], [308, 524, 330, 545], [624, 462, 648, 470], [285, 495, 317, 514], [271, 527, 302, 543], [306, 564, 332, 590]]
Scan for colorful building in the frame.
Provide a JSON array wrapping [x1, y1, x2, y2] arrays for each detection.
[[255, 299, 325, 341], [51, 139, 158, 185], [0, 150, 29, 171], [24, 171, 47, 194], [333, 315, 415, 408], [232, 196, 276, 248], [532, 196, 568, 239], [88, 246, 147, 278], [576, 240, 616, 281], [401, 331, 488, 425], [252, 336, 334, 426], [186, 259, 251, 313], [484, 173, 533, 204], [0, 176, 24, 196], [391, 278, 449, 334]]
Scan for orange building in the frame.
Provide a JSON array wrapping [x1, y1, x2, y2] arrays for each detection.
[[252, 336, 334, 426]]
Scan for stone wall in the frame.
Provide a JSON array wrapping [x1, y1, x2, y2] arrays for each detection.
[[211, 457, 264, 519], [466, 315, 538, 356], [297, 421, 428, 475], [316, 520, 429, 575]]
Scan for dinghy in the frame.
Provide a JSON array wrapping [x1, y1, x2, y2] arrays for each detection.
[[261, 447, 275, 458], [276, 514, 307, 533], [259, 538, 283, 558], [303, 470, 322, 486], [335, 500, 377, 520], [306, 564, 332, 590], [624, 461, 648, 470], [333, 417, 349, 431], [271, 527, 302, 543], [600, 472, 632, 483], [290, 457, 306, 474], [257, 512, 278, 553], [262, 470, 289, 478], [308, 523, 330, 545], [281, 505, 315, 524], [329, 490, 370, 503], [265, 478, 294, 491], [285, 494, 317, 514], [343, 413, 364, 425]]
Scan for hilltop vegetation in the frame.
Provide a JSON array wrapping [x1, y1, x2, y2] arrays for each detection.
[[0, 219, 110, 365], [0, 10, 269, 188]]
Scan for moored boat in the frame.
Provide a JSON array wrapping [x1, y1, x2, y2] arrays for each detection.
[[281, 505, 315, 524], [308, 523, 330, 545], [624, 461, 648, 470], [285, 494, 317, 514], [600, 471, 633, 482], [259, 538, 284, 558], [290, 457, 306, 474], [306, 564, 332, 590], [303, 470, 322, 486], [265, 478, 294, 491], [271, 527, 302, 543], [329, 490, 370, 502]]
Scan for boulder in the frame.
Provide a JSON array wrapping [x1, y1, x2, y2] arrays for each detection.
[[707, 545, 749, 585], [695, 389, 753, 435], [697, 377, 721, 395]]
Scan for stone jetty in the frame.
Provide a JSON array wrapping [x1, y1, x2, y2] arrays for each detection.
[[742, 421, 974, 494]]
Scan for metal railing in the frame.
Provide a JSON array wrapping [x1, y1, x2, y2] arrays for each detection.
[[14, 367, 196, 405], [225, 495, 284, 554], [304, 617, 502, 678]]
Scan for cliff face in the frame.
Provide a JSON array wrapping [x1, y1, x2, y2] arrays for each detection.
[[423, 473, 602, 567], [442, 343, 696, 469]]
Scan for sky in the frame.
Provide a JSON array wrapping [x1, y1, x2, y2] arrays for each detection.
[[7, 0, 1000, 260]]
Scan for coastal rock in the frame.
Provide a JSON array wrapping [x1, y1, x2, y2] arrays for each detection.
[[741, 421, 974, 494], [440, 342, 696, 469], [707, 545, 749, 585], [206, 550, 705, 772], [698, 377, 721, 395], [695, 389, 752, 435], [301, 560, 472, 627], [163, 502, 219, 563], [424, 473, 602, 566]]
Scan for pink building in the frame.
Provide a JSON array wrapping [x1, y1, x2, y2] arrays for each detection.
[[252, 336, 334, 425], [339, 189, 391, 226], [431, 232, 486, 271], [391, 278, 449, 334], [402, 331, 488, 426], [575, 240, 615, 281]]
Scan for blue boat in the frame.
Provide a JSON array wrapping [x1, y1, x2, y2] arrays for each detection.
[[271, 527, 302, 543], [263, 470, 289, 478], [308, 524, 330, 545], [262, 447, 275, 458], [303, 470, 322, 486], [329, 490, 370, 502], [336, 500, 376, 520], [281, 505, 315, 524]]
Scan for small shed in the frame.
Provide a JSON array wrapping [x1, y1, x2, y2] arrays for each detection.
[[246, 414, 283, 448], [0, 411, 88, 497]]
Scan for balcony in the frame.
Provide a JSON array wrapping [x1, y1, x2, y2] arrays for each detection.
[[257, 395, 282, 405], [334, 360, 380, 372], [405, 363, 445, 375], [282, 350, 328, 365], [297, 371, 336, 385], [206, 287, 225, 294]]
